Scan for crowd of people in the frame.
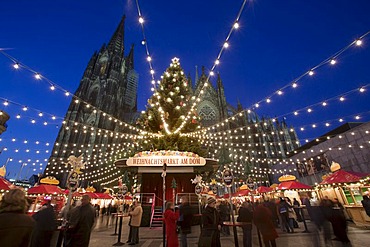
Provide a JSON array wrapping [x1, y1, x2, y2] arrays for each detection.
[[1, 188, 370, 247], [0, 188, 96, 247]]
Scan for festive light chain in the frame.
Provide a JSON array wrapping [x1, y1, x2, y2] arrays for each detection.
[[197, 111, 370, 143], [186, 30, 370, 135], [172, 0, 248, 134], [0, 97, 64, 127], [0, 51, 150, 135], [186, 84, 369, 137], [133, 0, 248, 135], [210, 140, 370, 170], [133, 0, 177, 134]]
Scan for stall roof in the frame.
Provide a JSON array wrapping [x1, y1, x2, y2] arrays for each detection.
[[277, 181, 312, 190], [256, 186, 274, 194], [232, 189, 250, 197], [0, 177, 15, 191], [28, 184, 64, 195], [320, 170, 369, 184]]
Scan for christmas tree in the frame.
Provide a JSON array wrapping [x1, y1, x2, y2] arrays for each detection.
[[137, 58, 205, 156]]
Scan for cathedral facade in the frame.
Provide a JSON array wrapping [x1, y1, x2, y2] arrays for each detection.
[[45, 17, 138, 185]]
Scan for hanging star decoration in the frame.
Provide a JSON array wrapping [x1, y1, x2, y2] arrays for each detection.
[[210, 179, 217, 185], [191, 175, 203, 185], [67, 154, 86, 174]]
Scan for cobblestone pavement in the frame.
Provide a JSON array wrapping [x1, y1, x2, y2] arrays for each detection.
[[89, 215, 370, 247]]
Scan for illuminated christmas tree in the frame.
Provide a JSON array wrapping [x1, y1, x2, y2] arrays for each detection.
[[137, 58, 205, 155]]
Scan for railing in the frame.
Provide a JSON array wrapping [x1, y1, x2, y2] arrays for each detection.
[[175, 193, 201, 206], [149, 195, 156, 228], [133, 193, 157, 228]]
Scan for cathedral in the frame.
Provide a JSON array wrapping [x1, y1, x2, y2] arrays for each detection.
[[44, 17, 300, 188]]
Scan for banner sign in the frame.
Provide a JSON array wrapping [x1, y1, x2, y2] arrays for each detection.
[[127, 155, 206, 167]]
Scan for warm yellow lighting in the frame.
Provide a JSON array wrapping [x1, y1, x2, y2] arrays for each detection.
[[50, 85, 55, 90], [13, 63, 20, 69], [330, 59, 336, 65], [277, 90, 283, 95], [308, 70, 314, 76], [139, 17, 144, 24], [233, 22, 239, 29], [35, 73, 41, 80], [223, 42, 229, 48], [147, 56, 152, 62], [215, 59, 220, 65], [292, 82, 298, 88], [356, 39, 362, 46]]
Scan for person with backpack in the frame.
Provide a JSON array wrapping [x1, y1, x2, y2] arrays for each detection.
[[278, 198, 294, 233]]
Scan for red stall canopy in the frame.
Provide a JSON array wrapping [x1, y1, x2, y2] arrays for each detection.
[[28, 184, 64, 195], [95, 193, 113, 199], [320, 170, 368, 185], [83, 192, 99, 199], [232, 189, 250, 197], [256, 186, 274, 194], [0, 177, 15, 191], [277, 181, 311, 190]]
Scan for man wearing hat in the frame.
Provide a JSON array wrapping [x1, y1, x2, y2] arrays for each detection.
[[199, 197, 221, 247]]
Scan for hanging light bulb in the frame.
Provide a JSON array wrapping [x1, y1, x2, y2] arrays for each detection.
[[355, 39, 362, 46], [233, 22, 239, 29], [330, 59, 336, 65], [34, 73, 41, 80], [13, 63, 20, 69], [138, 17, 144, 24]]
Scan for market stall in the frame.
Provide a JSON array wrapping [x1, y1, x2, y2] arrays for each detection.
[[27, 177, 66, 214], [317, 162, 370, 226]]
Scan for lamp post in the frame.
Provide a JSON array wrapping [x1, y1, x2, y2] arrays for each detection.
[[162, 163, 167, 246]]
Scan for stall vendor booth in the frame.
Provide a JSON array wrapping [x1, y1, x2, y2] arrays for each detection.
[[317, 162, 370, 227], [27, 177, 66, 215], [0, 176, 16, 199], [276, 175, 312, 203]]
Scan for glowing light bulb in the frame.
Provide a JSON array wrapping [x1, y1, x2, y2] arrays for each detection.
[[38, 112, 43, 117], [3, 101, 9, 106], [35, 73, 41, 80], [215, 59, 220, 65], [307, 108, 312, 113], [277, 90, 283, 95], [141, 40, 146, 45], [339, 97, 345, 101], [322, 102, 327, 106], [139, 17, 144, 24], [266, 98, 271, 103], [50, 85, 55, 90], [150, 69, 154, 75], [31, 119, 36, 124], [13, 63, 20, 69], [233, 22, 239, 29], [210, 71, 215, 76], [308, 70, 314, 76], [355, 115, 360, 120], [16, 114, 21, 119], [147, 56, 152, 62], [355, 39, 362, 46], [22, 106, 28, 111], [359, 87, 365, 93], [52, 116, 56, 120], [294, 111, 298, 116], [65, 91, 70, 96], [223, 42, 229, 48], [330, 59, 336, 65], [292, 82, 298, 88]]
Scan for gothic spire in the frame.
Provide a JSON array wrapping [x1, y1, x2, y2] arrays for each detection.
[[126, 44, 134, 69], [217, 72, 224, 90], [107, 15, 125, 56], [195, 65, 199, 87]]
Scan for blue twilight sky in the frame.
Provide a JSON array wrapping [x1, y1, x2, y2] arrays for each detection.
[[0, 0, 370, 180]]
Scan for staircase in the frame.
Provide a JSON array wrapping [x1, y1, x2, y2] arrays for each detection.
[[150, 206, 163, 228]]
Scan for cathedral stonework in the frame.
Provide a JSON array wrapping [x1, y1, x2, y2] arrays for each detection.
[[45, 16, 138, 185]]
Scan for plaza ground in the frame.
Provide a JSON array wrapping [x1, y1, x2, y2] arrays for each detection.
[[88, 215, 370, 247]]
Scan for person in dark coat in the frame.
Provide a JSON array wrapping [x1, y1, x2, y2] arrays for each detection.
[[164, 202, 180, 247], [254, 203, 278, 247], [31, 200, 57, 247], [237, 201, 253, 247], [178, 196, 193, 247], [66, 195, 96, 247], [278, 198, 293, 233], [199, 197, 221, 247], [0, 188, 35, 247], [219, 200, 231, 236], [293, 198, 302, 222], [330, 198, 351, 245], [361, 194, 370, 217]]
